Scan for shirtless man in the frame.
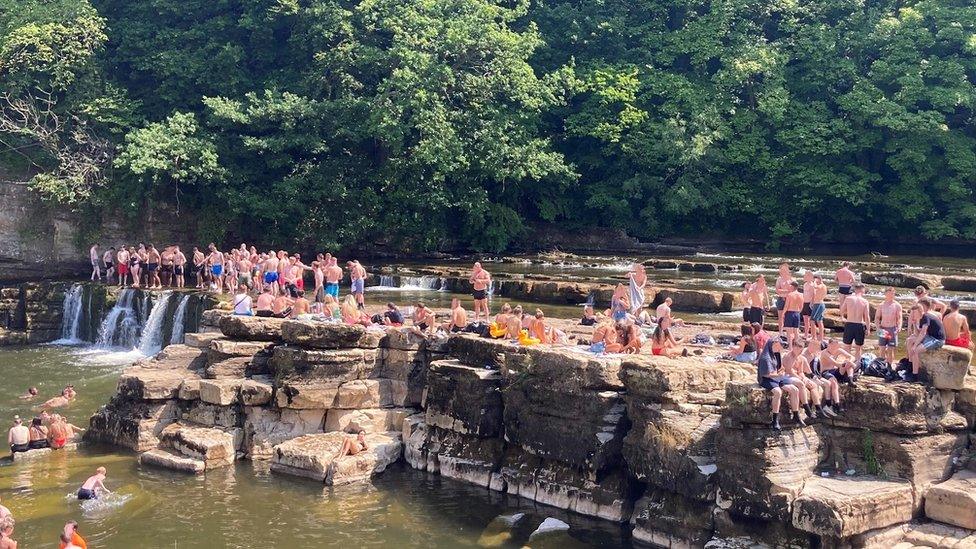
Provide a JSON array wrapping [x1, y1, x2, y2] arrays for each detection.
[[102, 247, 115, 284], [655, 297, 684, 327], [325, 258, 342, 300], [159, 246, 175, 287], [145, 244, 162, 289], [506, 306, 524, 340], [411, 302, 436, 336], [810, 275, 828, 341], [743, 276, 768, 325], [272, 291, 294, 318], [838, 283, 871, 365], [334, 430, 368, 459], [469, 262, 492, 322], [944, 300, 971, 349], [192, 247, 206, 289], [800, 271, 815, 338], [591, 319, 623, 353], [116, 247, 129, 288], [446, 298, 468, 332], [255, 287, 275, 317], [774, 263, 794, 336], [77, 467, 110, 500], [207, 244, 224, 293], [802, 338, 840, 415], [173, 246, 187, 289], [0, 516, 15, 549], [8, 417, 28, 454], [781, 339, 820, 420], [874, 287, 903, 364], [348, 261, 367, 310], [262, 252, 280, 295], [38, 387, 75, 409], [783, 281, 804, 348], [290, 290, 310, 318], [820, 338, 857, 386], [89, 245, 101, 282], [834, 261, 856, 306]]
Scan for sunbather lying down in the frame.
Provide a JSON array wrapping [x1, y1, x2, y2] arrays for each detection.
[[334, 430, 368, 459]]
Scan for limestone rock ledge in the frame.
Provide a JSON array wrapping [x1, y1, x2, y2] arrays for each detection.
[[270, 432, 402, 485]]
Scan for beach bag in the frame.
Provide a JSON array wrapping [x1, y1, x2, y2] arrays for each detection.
[[862, 357, 890, 379]]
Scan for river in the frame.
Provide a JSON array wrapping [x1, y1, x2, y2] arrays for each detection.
[[1, 251, 974, 547]]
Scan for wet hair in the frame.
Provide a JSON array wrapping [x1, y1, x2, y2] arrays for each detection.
[[415, 301, 425, 309], [950, 299, 960, 311], [789, 281, 799, 289], [28, 387, 37, 395]]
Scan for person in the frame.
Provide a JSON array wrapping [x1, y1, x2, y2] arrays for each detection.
[[27, 417, 49, 450], [233, 286, 253, 316], [262, 252, 280, 295], [819, 338, 857, 386], [743, 276, 767, 325], [781, 339, 820, 420], [47, 415, 71, 449], [0, 516, 16, 549], [839, 283, 871, 365], [617, 318, 642, 354], [783, 281, 804, 348], [580, 304, 597, 326], [173, 246, 187, 289], [89, 245, 101, 282], [192, 246, 206, 289], [446, 298, 468, 333], [347, 260, 367, 310], [39, 387, 74, 409], [322, 294, 341, 320], [803, 338, 841, 415], [208, 244, 224, 293], [290, 289, 311, 318], [77, 467, 110, 500], [834, 261, 856, 306], [411, 302, 436, 336], [751, 321, 771, 352], [731, 324, 757, 363], [655, 297, 684, 328], [115, 247, 129, 287], [272, 290, 294, 319], [628, 264, 647, 314], [324, 258, 342, 300], [906, 299, 947, 383], [128, 246, 142, 288], [145, 244, 161, 289], [8, 417, 28, 454], [470, 262, 492, 322], [334, 430, 368, 459], [60, 521, 86, 549], [875, 287, 903, 364], [341, 295, 369, 326], [944, 300, 971, 349], [159, 246, 174, 287], [757, 338, 805, 430], [254, 287, 275, 317], [311, 261, 325, 313], [591, 319, 623, 353], [102, 247, 115, 284], [18, 387, 37, 400], [530, 309, 552, 344], [810, 275, 828, 341], [800, 271, 815, 338], [774, 263, 794, 336], [383, 303, 404, 326], [506, 306, 524, 340], [650, 317, 686, 358]]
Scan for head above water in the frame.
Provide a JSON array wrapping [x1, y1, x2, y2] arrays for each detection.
[[96, 466, 106, 475]]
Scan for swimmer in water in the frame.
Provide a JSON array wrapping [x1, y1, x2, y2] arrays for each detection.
[[77, 467, 110, 500], [17, 388, 37, 401], [334, 430, 368, 459], [38, 386, 76, 409]]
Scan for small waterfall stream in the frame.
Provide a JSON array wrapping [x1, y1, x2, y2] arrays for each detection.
[[169, 294, 192, 345], [378, 275, 395, 287], [96, 289, 143, 348], [401, 276, 444, 291], [59, 284, 85, 342], [138, 292, 174, 355]]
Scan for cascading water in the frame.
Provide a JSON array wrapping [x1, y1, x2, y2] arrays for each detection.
[[59, 284, 85, 342], [169, 294, 192, 345], [401, 276, 443, 291], [96, 289, 143, 348], [379, 275, 395, 287], [138, 292, 174, 355]]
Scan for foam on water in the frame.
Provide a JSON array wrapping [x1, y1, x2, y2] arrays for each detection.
[[70, 347, 146, 366]]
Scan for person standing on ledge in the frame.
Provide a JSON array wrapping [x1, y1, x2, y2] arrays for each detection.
[[774, 262, 794, 337], [838, 283, 871, 366], [348, 260, 367, 310], [783, 281, 804, 349], [834, 261, 856, 307], [469, 262, 492, 323], [89, 245, 101, 282], [875, 287, 903, 365], [102, 247, 115, 285], [77, 467, 111, 500]]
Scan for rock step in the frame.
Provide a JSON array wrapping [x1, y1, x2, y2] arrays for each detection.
[[898, 521, 976, 548], [270, 431, 402, 485], [139, 448, 206, 474], [925, 470, 976, 530], [792, 475, 914, 538], [158, 423, 237, 469], [11, 443, 79, 462]]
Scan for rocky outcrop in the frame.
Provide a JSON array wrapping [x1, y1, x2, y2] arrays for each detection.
[[924, 470, 976, 530], [0, 281, 68, 345], [862, 272, 942, 290], [652, 288, 734, 313], [941, 276, 976, 292], [919, 346, 973, 390], [270, 431, 402, 484]]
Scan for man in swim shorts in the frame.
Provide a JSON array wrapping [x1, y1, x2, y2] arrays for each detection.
[[173, 246, 187, 289], [838, 283, 871, 366], [469, 262, 492, 322], [145, 244, 161, 289], [809, 275, 828, 340], [783, 281, 804, 348], [102, 247, 115, 284], [834, 261, 856, 306], [192, 246, 206, 289], [208, 244, 224, 292], [774, 262, 794, 336], [874, 287, 903, 364], [7, 417, 28, 454], [348, 260, 366, 310], [325, 257, 342, 299], [944, 300, 971, 349], [77, 467, 110, 500]]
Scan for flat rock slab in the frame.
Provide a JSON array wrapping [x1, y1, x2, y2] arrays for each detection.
[[244, 407, 326, 459], [925, 470, 976, 529], [219, 315, 285, 341], [324, 408, 416, 434], [11, 443, 78, 462], [159, 423, 236, 468], [622, 356, 753, 405], [275, 380, 340, 409], [792, 476, 914, 537], [240, 376, 274, 406], [862, 272, 942, 290], [209, 338, 274, 359], [281, 320, 382, 349], [139, 448, 205, 474], [198, 379, 242, 406], [514, 346, 624, 392], [270, 432, 402, 484], [920, 346, 973, 390], [183, 332, 224, 349], [270, 346, 374, 381], [942, 276, 976, 292], [119, 366, 201, 401], [900, 521, 976, 548]]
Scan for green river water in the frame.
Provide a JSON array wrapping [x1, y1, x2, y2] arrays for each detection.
[[2, 251, 975, 547]]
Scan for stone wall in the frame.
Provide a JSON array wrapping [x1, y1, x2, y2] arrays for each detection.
[[0, 281, 68, 344]]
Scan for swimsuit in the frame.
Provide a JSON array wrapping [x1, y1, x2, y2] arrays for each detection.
[[28, 438, 49, 450], [9, 443, 28, 453], [351, 278, 364, 294], [878, 326, 898, 347], [838, 284, 852, 295], [472, 288, 487, 300], [801, 303, 811, 317], [842, 322, 866, 346], [212, 264, 223, 277], [264, 272, 279, 284], [784, 311, 801, 328], [325, 282, 339, 298], [775, 297, 786, 311], [810, 303, 826, 322], [77, 488, 97, 500], [147, 263, 159, 272], [174, 265, 184, 276], [946, 334, 971, 348]]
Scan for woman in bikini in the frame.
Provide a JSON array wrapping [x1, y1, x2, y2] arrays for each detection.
[[650, 317, 687, 358], [27, 417, 49, 450], [128, 247, 141, 288], [334, 430, 368, 459]]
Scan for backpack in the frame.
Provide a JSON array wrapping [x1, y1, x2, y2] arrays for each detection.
[[862, 357, 890, 379]]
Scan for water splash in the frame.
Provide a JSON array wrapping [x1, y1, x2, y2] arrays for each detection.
[[138, 292, 174, 356], [96, 290, 142, 349], [400, 276, 443, 291]]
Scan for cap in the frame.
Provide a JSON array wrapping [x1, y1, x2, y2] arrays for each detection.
[[13, 415, 21, 423]]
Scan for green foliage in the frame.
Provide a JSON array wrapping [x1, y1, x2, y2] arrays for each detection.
[[2, 0, 975, 250], [862, 428, 884, 477]]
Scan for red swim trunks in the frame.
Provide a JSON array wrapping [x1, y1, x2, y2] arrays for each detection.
[[946, 335, 971, 348], [117, 263, 128, 275]]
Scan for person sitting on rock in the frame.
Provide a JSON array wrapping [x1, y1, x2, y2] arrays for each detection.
[[7, 417, 28, 455], [905, 299, 947, 383], [410, 302, 436, 336], [529, 309, 553, 344], [334, 430, 368, 459], [802, 338, 841, 415], [781, 339, 822, 420], [340, 295, 369, 326], [750, 322, 771, 353], [944, 299, 971, 349], [505, 306, 524, 340], [729, 323, 758, 363], [580, 304, 597, 326], [289, 288, 311, 318], [590, 319, 623, 353], [255, 287, 275, 317], [27, 418, 49, 450], [757, 338, 805, 431], [616, 319, 642, 354], [382, 302, 404, 327], [444, 298, 468, 333], [650, 317, 687, 358], [232, 286, 253, 316], [818, 338, 857, 386]]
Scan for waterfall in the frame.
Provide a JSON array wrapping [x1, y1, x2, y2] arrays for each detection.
[[59, 284, 85, 342], [169, 294, 192, 345], [138, 292, 174, 355], [401, 276, 443, 291], [379, 275, 395, 287], [96, 289, 143, 348]]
